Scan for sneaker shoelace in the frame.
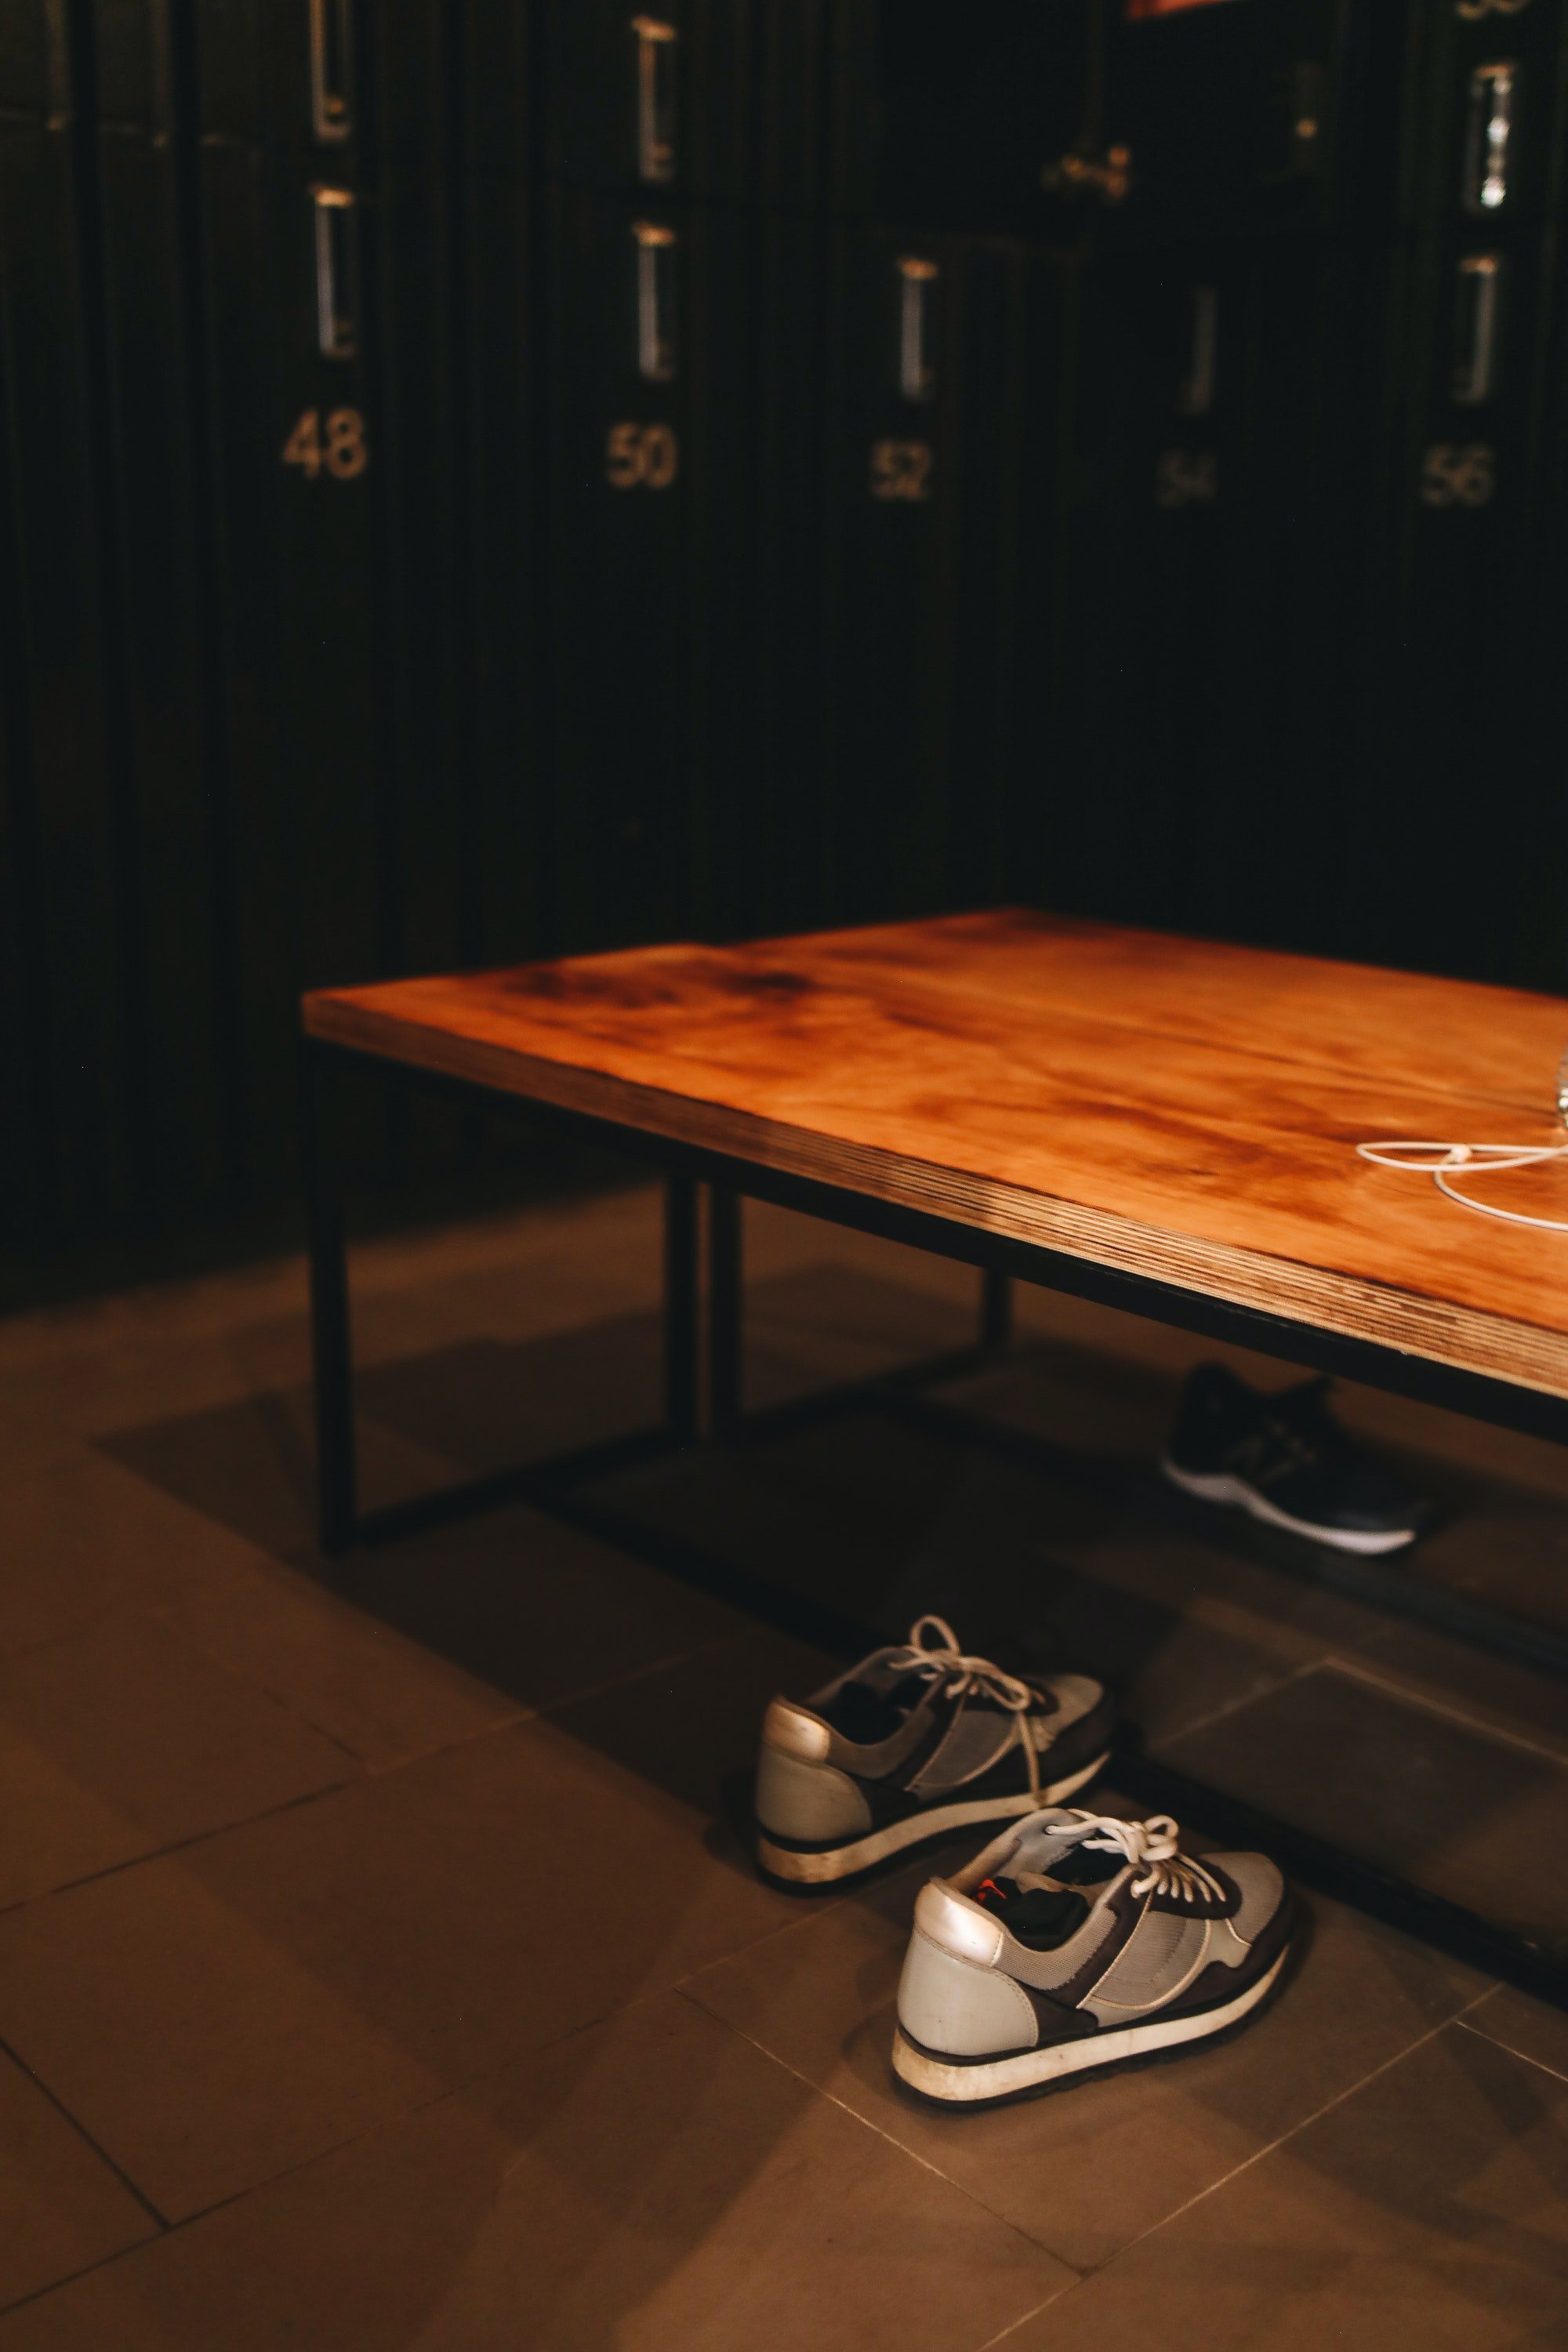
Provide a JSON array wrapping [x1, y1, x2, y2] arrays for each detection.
[[884, 1613, 1049, 1797], [1057, 1809, 1225, 1905]]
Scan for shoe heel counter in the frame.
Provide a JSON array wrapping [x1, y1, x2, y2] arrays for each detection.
[[898, 1896, 1039, 2060], [755, 1701, 873, 1842]]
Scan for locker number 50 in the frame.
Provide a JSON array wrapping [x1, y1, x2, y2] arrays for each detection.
[[281, 408, 368, 480], [606, 421, 679, 489]]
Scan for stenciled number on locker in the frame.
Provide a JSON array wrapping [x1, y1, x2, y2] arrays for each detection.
[[281, 407, 370, 480], [604, 419, 680, 488]]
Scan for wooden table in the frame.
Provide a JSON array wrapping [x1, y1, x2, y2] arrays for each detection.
[[301, 909, 1568, 2000]]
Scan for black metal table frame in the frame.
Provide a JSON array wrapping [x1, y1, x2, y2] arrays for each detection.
[[302, 1036, 1568, 2009]]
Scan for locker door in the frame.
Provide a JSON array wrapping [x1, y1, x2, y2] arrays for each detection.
[[0, 29, 133, 1251], [728, 194, 829, 941], [945, 237, 1033, 911], [1058, 248, 1249, 929], [1355, 0, 1568, 986], [542, 0, 749, 203], [818, 229, 963, 926], [194, 0, 459, 1196], [544, 189, 745, 953], [457, 0, 546, 967], [91, 0, 238, 1219]]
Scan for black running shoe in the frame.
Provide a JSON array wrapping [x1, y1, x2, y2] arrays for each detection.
[[1161, 1364, 1430, 1555]]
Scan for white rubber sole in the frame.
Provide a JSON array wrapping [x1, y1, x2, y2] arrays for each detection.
[[1160, 1459, 1417, 1556], [756, 1751, 1112, 1886], [891, 1942, 1290, 2103]]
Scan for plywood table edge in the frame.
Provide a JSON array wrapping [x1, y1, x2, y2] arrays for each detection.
[[303, 993, 1568, 1406]]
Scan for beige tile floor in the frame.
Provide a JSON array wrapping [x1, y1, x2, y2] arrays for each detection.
[[2, 1185, 1566, 2347]]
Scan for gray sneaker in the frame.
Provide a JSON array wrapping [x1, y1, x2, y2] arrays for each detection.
[[892, 1806, 1295, 2103], [753, 1616, 1116, 1888]]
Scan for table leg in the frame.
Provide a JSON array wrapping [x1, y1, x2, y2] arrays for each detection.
[[299, 1040, 358, 1553], [980, 1269, 1013, 1355], [663, 1175, 699, 1441], [707, 1185, 743, 1436]]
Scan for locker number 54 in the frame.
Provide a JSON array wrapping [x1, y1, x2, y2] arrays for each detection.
[[1421, 443, 1496, 508], [282, 408, 368, 480]]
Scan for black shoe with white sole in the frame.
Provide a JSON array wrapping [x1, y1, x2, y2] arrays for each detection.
[[892, 1806, 1297, 2104], [753, 1616, 1116, 1889], [1162, 1363, 1430, 1556]]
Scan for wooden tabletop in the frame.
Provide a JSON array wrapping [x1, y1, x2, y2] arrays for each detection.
[[303, 909, 1568, 1400]]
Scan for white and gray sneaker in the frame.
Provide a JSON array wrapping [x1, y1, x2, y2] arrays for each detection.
[[892, 1806, 1296, 2103], [753, 1616, 1116, 1888]]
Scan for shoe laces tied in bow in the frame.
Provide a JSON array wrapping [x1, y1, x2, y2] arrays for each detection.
[[886, 1615, 1047, 1795], [1062, 1809, 1225, 1905]]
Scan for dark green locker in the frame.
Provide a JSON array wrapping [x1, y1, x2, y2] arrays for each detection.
[[544, 187, 746, 953], [947, 238, 1046, 913], [192, 0, 463, 1196], [89, 0, 238, 1218], [870, 0, 1088, 234], [818, 227, 964, 926], [541, 0, 749, 202], [455, 0, 546, 967], [1055, 247, 1249, 929], [1353, 0, 1568, 987], [0, 27, 133, 1250]]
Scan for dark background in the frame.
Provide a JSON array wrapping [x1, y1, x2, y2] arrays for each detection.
[[3, 0, 1565, 1301]]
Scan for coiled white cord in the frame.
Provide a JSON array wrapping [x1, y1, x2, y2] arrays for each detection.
[[1358, 1047, 1568, 1232], [1356, 1138, 1568, 1232]]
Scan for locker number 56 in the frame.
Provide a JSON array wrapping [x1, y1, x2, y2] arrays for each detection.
[[282, 408, 368, 480]]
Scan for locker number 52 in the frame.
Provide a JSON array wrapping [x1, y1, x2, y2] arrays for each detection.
[[282, 408, 368, 480], [869, 438, 932, 501], [606, 421, 679, 489]]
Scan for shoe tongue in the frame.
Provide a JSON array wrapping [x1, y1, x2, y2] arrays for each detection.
[[1009, 1820, 1126, 1889], [974, 1874, 1089, 1951]]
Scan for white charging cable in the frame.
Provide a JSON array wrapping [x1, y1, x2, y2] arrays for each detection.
[[1358, 1046, 1568, 1231]]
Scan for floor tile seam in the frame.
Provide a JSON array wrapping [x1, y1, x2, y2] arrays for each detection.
[[0, 2026, 170, 2238], [73, 1986, 715, 2257], [969, 2269, 1085, 2352], [1319, 1655, 1568, 1769], [1454, 2011, 1568, 2089], [0, 2066, 473, 2323], [671, 1985, 1085, 2282], [1143, 1655, 1324, 1754], [673, 1893, 854, 2000], [1065, 1984, 1501, 2286], [130, 1605, 375, 1772], [0, 1765, 365, 1918], [532, 1627, 757, 1726], [0, 1598, 314, 1692]]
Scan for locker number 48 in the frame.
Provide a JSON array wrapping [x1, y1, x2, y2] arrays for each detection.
[[281, 408, 369, 480]]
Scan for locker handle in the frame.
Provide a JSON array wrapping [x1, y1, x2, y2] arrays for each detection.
[[312, 186, 359, 361], [1177, 287, 1219, 418], [1452, 253, 1502, 405], [1464, 62, 1517, 213], [633, 220, 678, 382], [632, 16, 678, 186], [310, 0, 353, 145], [895, 256, 939, 405]]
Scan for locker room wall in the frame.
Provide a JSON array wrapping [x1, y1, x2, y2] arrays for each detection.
[[2, 0, 1560, 1298]]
